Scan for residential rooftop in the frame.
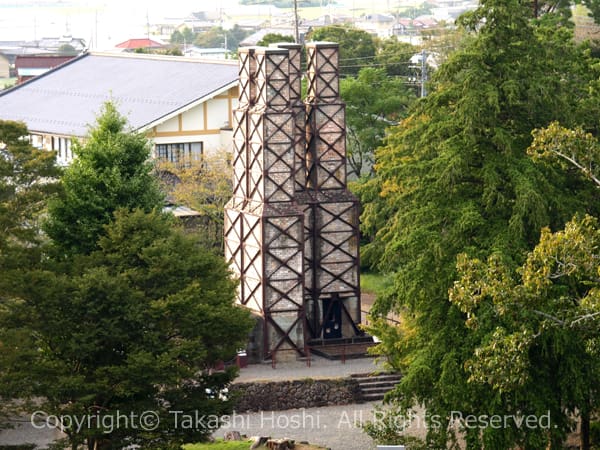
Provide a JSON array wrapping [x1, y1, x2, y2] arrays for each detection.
[[0, 51, 238, 137]]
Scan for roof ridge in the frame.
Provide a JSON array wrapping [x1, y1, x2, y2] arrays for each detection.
[[0, 51, 88, 98], [88, 51, 237, 66]]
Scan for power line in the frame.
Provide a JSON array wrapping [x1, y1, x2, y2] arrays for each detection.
[[339, 62, 415, 69]]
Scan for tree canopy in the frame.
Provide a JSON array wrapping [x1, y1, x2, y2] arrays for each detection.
[[532, 0, 600, 22], [194, 25, 252, 52], [450, 214, 600, 448], [257, 33, 295, 47], [340, 67, 415, 178], [307, 25, 377, 76], [360, 0, 600, 447], [157, 151, 233, 252], [0, 120, 61, 266], [44, 102, 164, 256], [0, 104, 253, 449], [374, 37, 418, 77], [57, 44, 78, 56], [171, 26, 196, 45], [0, 209, 253, 449]]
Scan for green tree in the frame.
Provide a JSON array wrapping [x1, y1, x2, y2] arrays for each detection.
[[226, 25, 253, 51], [157, 150, 233, 252], [257, 33, 295, 47], [529, 120, 600, 185], [171, 26, 196, 45], [57, 43, 78, 55], [374, 37, 417, 77], [340, 67, 415, 178], [0, 105, 254, 450], [0, 121, 61, 429], [308, 25, 376, 76], [44, 102, 164, 256], [531, 0, 600, 22], [360, 0, 600, 447], [195, 27, 224, 48], [0, 208, 253, 449], [0, 121, 61, 265], [450, 214, 600, 449], [195, 26, 251, 52]]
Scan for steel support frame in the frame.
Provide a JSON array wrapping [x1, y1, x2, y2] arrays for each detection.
[[302, 42, 362, 341], [225, 42, 363, 360]]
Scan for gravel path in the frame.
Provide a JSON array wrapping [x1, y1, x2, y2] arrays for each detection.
[[214, 402, 380, 450], [218, 356, 392, 449]]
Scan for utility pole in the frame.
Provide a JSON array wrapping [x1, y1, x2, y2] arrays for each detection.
[[146, 10, 150, 41], [293, 0, 299, 43], [94, 9, 98, 50], [420, 49, 428, 98]]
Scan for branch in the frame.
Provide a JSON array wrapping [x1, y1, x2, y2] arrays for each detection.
[[533, 310, 600, 328], [550, 149, 600, 188], [569, 311, 600, 326], [532, 309, 565, 325], [548, 256, 577, 279]]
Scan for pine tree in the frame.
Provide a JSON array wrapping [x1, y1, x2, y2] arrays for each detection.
[[0, 120, 61, 266], [44, 102, 163, 256]]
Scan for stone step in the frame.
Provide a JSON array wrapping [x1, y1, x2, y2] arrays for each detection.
[[351, 372, 401, 402], [352, 373, 401, 380], [361, 385, 397, 394], [358, 380, 400, 389], [361, 392, 389, 402]]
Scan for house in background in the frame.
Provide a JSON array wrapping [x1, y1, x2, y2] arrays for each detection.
[[36, 35, 87, 53], [0, 53, 9, 78], [14, 54, 76, 84], [114, 38, 165, 52], [0, 35, 87, 85], [183, 46, 229, 59], [0, 52, 238, 166], [0, 36, 86, 57], [356, 13, 396, 37]]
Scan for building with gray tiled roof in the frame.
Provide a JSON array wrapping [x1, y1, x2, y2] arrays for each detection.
[[0, 51, 239, 165]]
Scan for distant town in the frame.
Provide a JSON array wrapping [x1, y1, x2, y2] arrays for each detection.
[[0, 0, 479, 89]]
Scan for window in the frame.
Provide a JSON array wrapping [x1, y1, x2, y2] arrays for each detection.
[[51, 136, 72, 162], [30, 134, 43, 149], [155, 142, 203, 166]]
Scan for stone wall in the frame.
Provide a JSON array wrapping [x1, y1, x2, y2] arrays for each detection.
[[231, 377, 360, 412]]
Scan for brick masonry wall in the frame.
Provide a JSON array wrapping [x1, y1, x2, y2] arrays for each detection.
[[231, 378, 361, 412]]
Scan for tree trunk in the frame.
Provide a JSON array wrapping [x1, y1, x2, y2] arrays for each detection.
[[580, 408, 590, 450]]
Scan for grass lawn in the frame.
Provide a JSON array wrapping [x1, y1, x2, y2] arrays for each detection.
[[360, 271, 393, 297]]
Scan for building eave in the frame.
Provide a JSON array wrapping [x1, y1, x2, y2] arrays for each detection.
[[137, 80, 238, 134]]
